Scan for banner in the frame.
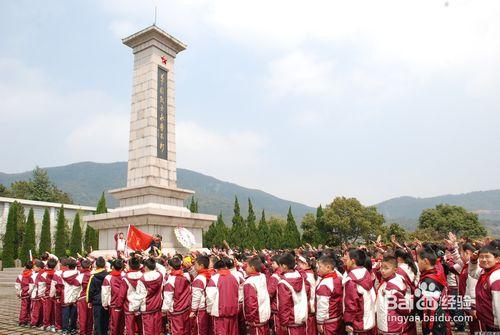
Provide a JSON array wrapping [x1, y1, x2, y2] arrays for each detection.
[[126, 225, 154, 251]]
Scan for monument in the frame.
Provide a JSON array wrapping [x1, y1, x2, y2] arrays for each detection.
[[84, 25, 216, 254]]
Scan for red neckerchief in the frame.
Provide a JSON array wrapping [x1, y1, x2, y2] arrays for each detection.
[[321, 272, 338, 279], [60, 266, 68, 272], [420, 267, 447, 287], [170, 269, 184, 277], [197, 268, 211, 281], [218, 269, 230, 276], [80, 268, 91, 274], [246, 272, 260, 277], [460, 262, 469, 276], [110, 270, 122, 277], [22, 269, 32, 278], [127, 269, 139, 274], [45, 269, 55, 276], [478, 263, 500, 288]]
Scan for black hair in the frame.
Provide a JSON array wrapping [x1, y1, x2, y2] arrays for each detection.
[[34, 260, 44, 269], [113, 259, 124, 271], [418, 247, 437, 266], [47, 258, 58, 269], [168, 257, 182, 270], [382, 255, 398, 267], [214, 259, 226, 270], [461, 243, 476, 253], [41, 252, 49, 261], [480, 245, 500, 258], [347, 248, 371, 271], [248, 256, 263, 272], [278, 253, 296, 270], [195, 255, 210, 269], [488, 239, 500, 250], [318, 255, 335, 269], [222, 257, 234, 269], [66, 258, 77, 270], [271, 255, 281, 263], [394, 248, 418, 276], [128, 257, 141, 271], [144, 258, 156, 271], [81, 259, 91, 269], [24, 261, 33, 270], [95, 257, 106, 269]]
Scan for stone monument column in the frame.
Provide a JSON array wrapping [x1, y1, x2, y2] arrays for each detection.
[[84, 25, 216, 254]]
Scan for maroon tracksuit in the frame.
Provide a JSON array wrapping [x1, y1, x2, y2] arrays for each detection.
[[243, 273, 271, 335], [30, 269, 46, 327], [267, 268, 283, 335], [277, 270, 308, 335], [76, 269, 93, 335], [376, 274, 413, 335], [163, 269, 192, 335], [315, 272, 344, 335], [136, 270, 164, 335], [15, 269, 34, 325], [103, 270, 126, 335], [191, 270, 211, 335], [343, 266, 377, 335], [120, 270, 143, 335], [51, 271, 64, 331], [43, 269, 56, 329], [473, 263, 500, 330], [206, 269, 240, 335]]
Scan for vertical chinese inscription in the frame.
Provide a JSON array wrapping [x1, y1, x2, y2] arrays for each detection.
[[157, 67, 168, 159]]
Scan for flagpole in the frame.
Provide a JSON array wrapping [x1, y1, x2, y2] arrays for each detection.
[[125, 224, 131, 258]]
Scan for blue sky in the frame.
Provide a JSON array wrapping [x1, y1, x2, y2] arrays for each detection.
[[1, 0, 500, 207]]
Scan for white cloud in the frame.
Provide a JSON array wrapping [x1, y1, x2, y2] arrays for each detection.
[[176, 121, 267, 183]]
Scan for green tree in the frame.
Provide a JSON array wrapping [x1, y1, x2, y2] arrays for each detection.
[[85, 192, 106, 252], [321, 197, 385, 245], [229, 196, 246, 248], [9, 181, 31, 199], [20, 208, 36, 263], [11, 202, 26, 250], [267, 217, 285, 249], [301, 213, 319, 245], [0, 184, 8, 196], [385, 223, 408, 242], [2, 201, 22, 267], [189, 197, 199, 213], [70, 212, 83, 256], [31, 167, 52, 201], [38, 208, 52, 255], [54, 206, 67, 257], [418, 204, 487, 238], [245, 199, 258, 249], [256, 210, 270, 249], [282, 207, 301, 248]]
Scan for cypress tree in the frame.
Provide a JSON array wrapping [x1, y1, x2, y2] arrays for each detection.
[[54, 206, 67, 257], [214, 212, 229, 247], [246, 199, 258, 249], [257, 209, 269, 249], [13, 202, 26, 252], [3, 201, 20, 267], [189, 197, 198, 213], [268, 217, 285, 250], [85, 192, 106, 251], [20, 208, 36, 263], [70, 212, 82, 256], [38, 208, 52, 255], [282, 207, 301, 248], [229, 196, 246, 248]]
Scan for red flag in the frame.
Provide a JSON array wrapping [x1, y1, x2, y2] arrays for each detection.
[[126, 225, 153, 251]]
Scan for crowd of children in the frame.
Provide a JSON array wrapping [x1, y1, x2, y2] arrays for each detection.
[[14, 233, 500, 335]]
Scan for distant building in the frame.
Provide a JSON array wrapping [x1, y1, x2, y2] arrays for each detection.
[[0, 196, 96, 246]]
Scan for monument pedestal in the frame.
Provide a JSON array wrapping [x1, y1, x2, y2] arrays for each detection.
[[84, 25, 216, 255]]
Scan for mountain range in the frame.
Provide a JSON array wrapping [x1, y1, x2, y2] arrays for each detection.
[[1, 161, 499, 235]]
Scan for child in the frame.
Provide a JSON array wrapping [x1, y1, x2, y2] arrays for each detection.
[[115, 232, 126, 258], [243, 256, 271, 335], [136, 258, 164, 334], [277, 253, 308, 335], [267, 255, 283, 335], [87, 256, 110, 335], [30, 260, 46, 328], [416, 247, 450, 335], [163, 257, 192, 335], [342, 248, 376, 335], [469, 244, 500, 331], [459, 243, 480, 334], [59, 258, 81, 334], [15, 261, 34, 327], [190, 255, 212, 335], [43, 258, 58, 331], [315, 254, 343, 335], [297, 255, 317, 335], [119, 257, 143, 335], [102, 258, 126, 335], [375, 255, 412, 335], [206, 257, 241, 335], [76, 259, 94, 335]]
